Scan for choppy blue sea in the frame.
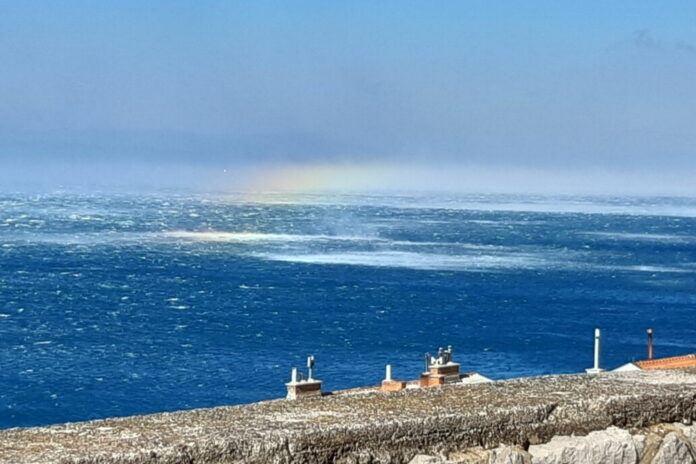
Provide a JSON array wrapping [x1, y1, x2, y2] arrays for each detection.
[[1, 192, 695, 428]]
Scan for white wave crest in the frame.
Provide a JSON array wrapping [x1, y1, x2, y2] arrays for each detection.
[[581, 232, 693, 242], [163, 231, 377, 243], [252, 251, 549, 271], [252, 250, 693, 274], [606, 265, 692, 273], [162, 231, 502, 249]]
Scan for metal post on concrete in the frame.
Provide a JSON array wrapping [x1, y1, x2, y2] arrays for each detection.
[[647, 328, 654, 360], [307, 355, 315, 381]]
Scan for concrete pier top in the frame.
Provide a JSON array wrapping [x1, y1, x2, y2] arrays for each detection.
[[2, 369, 696, 464]]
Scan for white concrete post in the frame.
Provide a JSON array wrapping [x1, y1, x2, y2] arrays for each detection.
[[586, 328, 605, 374], [291, 367, 298, 383], [385, 364, 392, 382], [594, 328, 601, 370]]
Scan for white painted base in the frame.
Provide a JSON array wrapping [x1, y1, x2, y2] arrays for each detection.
[[585, 368, 606, 374]]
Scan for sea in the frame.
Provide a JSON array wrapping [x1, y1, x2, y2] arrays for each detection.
[[1, 192, 695, 429]]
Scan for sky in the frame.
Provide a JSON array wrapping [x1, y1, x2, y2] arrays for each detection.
[[1, 1, 695, 194]]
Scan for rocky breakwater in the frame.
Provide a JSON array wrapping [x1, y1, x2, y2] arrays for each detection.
[[411, 422, 696, 463], [1, 369, 695, 464]]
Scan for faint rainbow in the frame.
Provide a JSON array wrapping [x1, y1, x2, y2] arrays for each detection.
[[242, 163, 391, 199]]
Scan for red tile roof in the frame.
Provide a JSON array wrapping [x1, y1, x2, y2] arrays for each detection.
[[636, 354, 696, 370]]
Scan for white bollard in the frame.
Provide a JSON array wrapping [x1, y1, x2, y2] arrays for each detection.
[[385, 364, 392, 382], [593, 328, 601, 370], [586, 328, 605, 374], [291, 367, 298, 383]]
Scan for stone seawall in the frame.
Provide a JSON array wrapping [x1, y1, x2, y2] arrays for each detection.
[[412, 423, 696, 463], [1, 370, 695, 464]]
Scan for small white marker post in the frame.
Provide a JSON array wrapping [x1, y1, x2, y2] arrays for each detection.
[[586, 328, 605, 374], [381, 363, 406, 391]]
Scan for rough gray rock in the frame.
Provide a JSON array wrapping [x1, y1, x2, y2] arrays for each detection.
[[632, 434, 646, 457], [651, 432, 695, 464], [448, 447, 490, 463], [409, 455, 445, 464], [528, 426, 637, 464], [638, 429, 665, 464], [0, 370, 695, 464], [489, 445, 532, 464], [674, 423, 696, 445]]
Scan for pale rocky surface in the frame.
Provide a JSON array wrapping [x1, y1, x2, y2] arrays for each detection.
[[528, 426, 637, 463], [447, 448, 490, 464], [651, 432, 695, 464], [488, 445, 532, 464], [409, 456, 444, 464], [415, 423, 696, 464], [632, 434, 646, 457], [1, 370, 696, 463]]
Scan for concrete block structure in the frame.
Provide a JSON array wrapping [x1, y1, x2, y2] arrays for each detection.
[[286, 357, 323, 400], [460, 372, 493, 385], [286, 379, 323, 400]]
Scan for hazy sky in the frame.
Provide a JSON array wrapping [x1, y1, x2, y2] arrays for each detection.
[[1, 1, 695, 194]]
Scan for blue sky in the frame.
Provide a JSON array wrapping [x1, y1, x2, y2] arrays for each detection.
[[1, 1, 695, 193]]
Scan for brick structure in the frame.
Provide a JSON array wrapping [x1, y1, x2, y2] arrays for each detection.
[[381, 364, 407, 392], [429, 363, 461, 379], [381, 380, 407, 392], [419, 346, 463, 387], [419, 372, 445, 387]]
